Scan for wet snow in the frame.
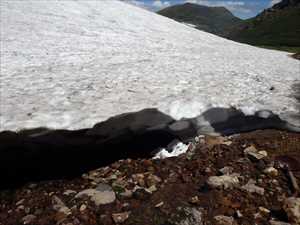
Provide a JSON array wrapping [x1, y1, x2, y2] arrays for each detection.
[[1, 0, 299, 131]]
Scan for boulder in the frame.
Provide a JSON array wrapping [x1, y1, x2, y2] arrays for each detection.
[[75, 183, 116, 206], [207, 174, 240, 189]]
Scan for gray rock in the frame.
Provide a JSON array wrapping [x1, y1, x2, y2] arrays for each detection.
[[175, 207, 203, 225], [244, 146, 267, 160], [52, 195, 71, 215], [207, 174, 240, 189], [214, 215, 236, 225], [75, 183, 116, 206], [219, 166, 234, 175], [63, 190, 76, 196], [241, 179, 265, 195], [22, 214, 37, 224], [112, 211, 130, 224]]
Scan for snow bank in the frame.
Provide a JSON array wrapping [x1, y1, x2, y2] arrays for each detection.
[[154, 142, 190, 159], [1, 0, 299, 131]]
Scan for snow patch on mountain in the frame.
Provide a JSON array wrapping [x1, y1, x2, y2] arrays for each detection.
[[1, 0, 299, 131]]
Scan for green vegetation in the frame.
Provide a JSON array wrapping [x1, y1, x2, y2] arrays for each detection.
[[229, 4, 300, 48], [257, 46, 300, 53], [158, 0, 300, 51], [158, 3, 242, 37]]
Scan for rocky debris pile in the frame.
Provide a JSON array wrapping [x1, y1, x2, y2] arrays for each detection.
[[0, 130, 299, 225], [292, 52, 300, 60]]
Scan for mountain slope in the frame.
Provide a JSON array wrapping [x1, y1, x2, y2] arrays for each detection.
[[157, 3, 242, 37], [228, 0, 300, 47], [0, 0, 299, 131]]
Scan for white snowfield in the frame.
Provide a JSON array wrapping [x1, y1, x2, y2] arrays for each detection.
[[1, 0, 299, 131]]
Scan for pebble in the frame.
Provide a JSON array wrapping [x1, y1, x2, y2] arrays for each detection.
[[22, 214, 37, 224], [155, 202, 164, 208], [63, 190, 77, 196], [79, 204, 87, 212], [244, 146, 267, 160], [219, 166, 234, 175], [264, 167, 278, 176], [214, 215, 236, 225], [236, 210, 243, 218], [112, 211, 130, 223], [146, 185, 157, 193], [259, 206, 270, 215], [16, 199, 25, 206], [146, 174, 162, 187], [119, 189, 133, 198]]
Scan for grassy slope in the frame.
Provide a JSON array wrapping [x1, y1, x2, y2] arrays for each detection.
[[229, 6, 300, 48], [158, 1, 300, 52], [158, 3, 242, 37]]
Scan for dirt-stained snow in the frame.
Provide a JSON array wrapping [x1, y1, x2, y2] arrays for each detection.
[[1, 0, 299, 131]]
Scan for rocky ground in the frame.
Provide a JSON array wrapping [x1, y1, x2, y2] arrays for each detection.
[[0, 130, 299, 225], [292, 52, 300, 60]]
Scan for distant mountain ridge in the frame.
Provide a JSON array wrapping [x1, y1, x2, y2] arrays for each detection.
[[228, 0, 300, 47], [157, 3, 242, 37], [158, 0, 300, 49]]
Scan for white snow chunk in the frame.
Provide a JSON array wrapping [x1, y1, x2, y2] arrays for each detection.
[[154, 142, 190, 159]]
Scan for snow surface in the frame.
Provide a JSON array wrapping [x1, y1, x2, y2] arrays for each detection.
[[154, 142, 190, 159], [1, 0, 300, 131]]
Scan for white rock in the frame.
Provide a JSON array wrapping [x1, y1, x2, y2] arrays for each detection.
[[112, 211, 130, 224], [22, 214, 37, 224], [241, 179, 265, 195], [207, 174, 240, 189], [244, 146, 267, 160], [264, 167, 278, 176], [219, 166, 234, 175], [75, 184, 116, 206], [259, 206, 270, 215], [63, 190, 77, 196]]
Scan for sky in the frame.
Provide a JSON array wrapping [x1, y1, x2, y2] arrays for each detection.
[[123, 0, 282, 19]]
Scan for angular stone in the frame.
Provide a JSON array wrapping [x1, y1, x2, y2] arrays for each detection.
[[22, 214, 37, 224], [207, 174, 240, 189], [264, 167, 278, 176], [146, 174, 162, 187], [283, 197, 300, 224], [219, 166, 234, 175], [112, 211, 130, 223], [214, 215, 236, 225], [63, 190, 76, 196], [75, 184, 116, 206], [241, 179, 264, 195], [175, 207, 203, 225], [259, 206, 270, 215], [52, 195, 71, 215]]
